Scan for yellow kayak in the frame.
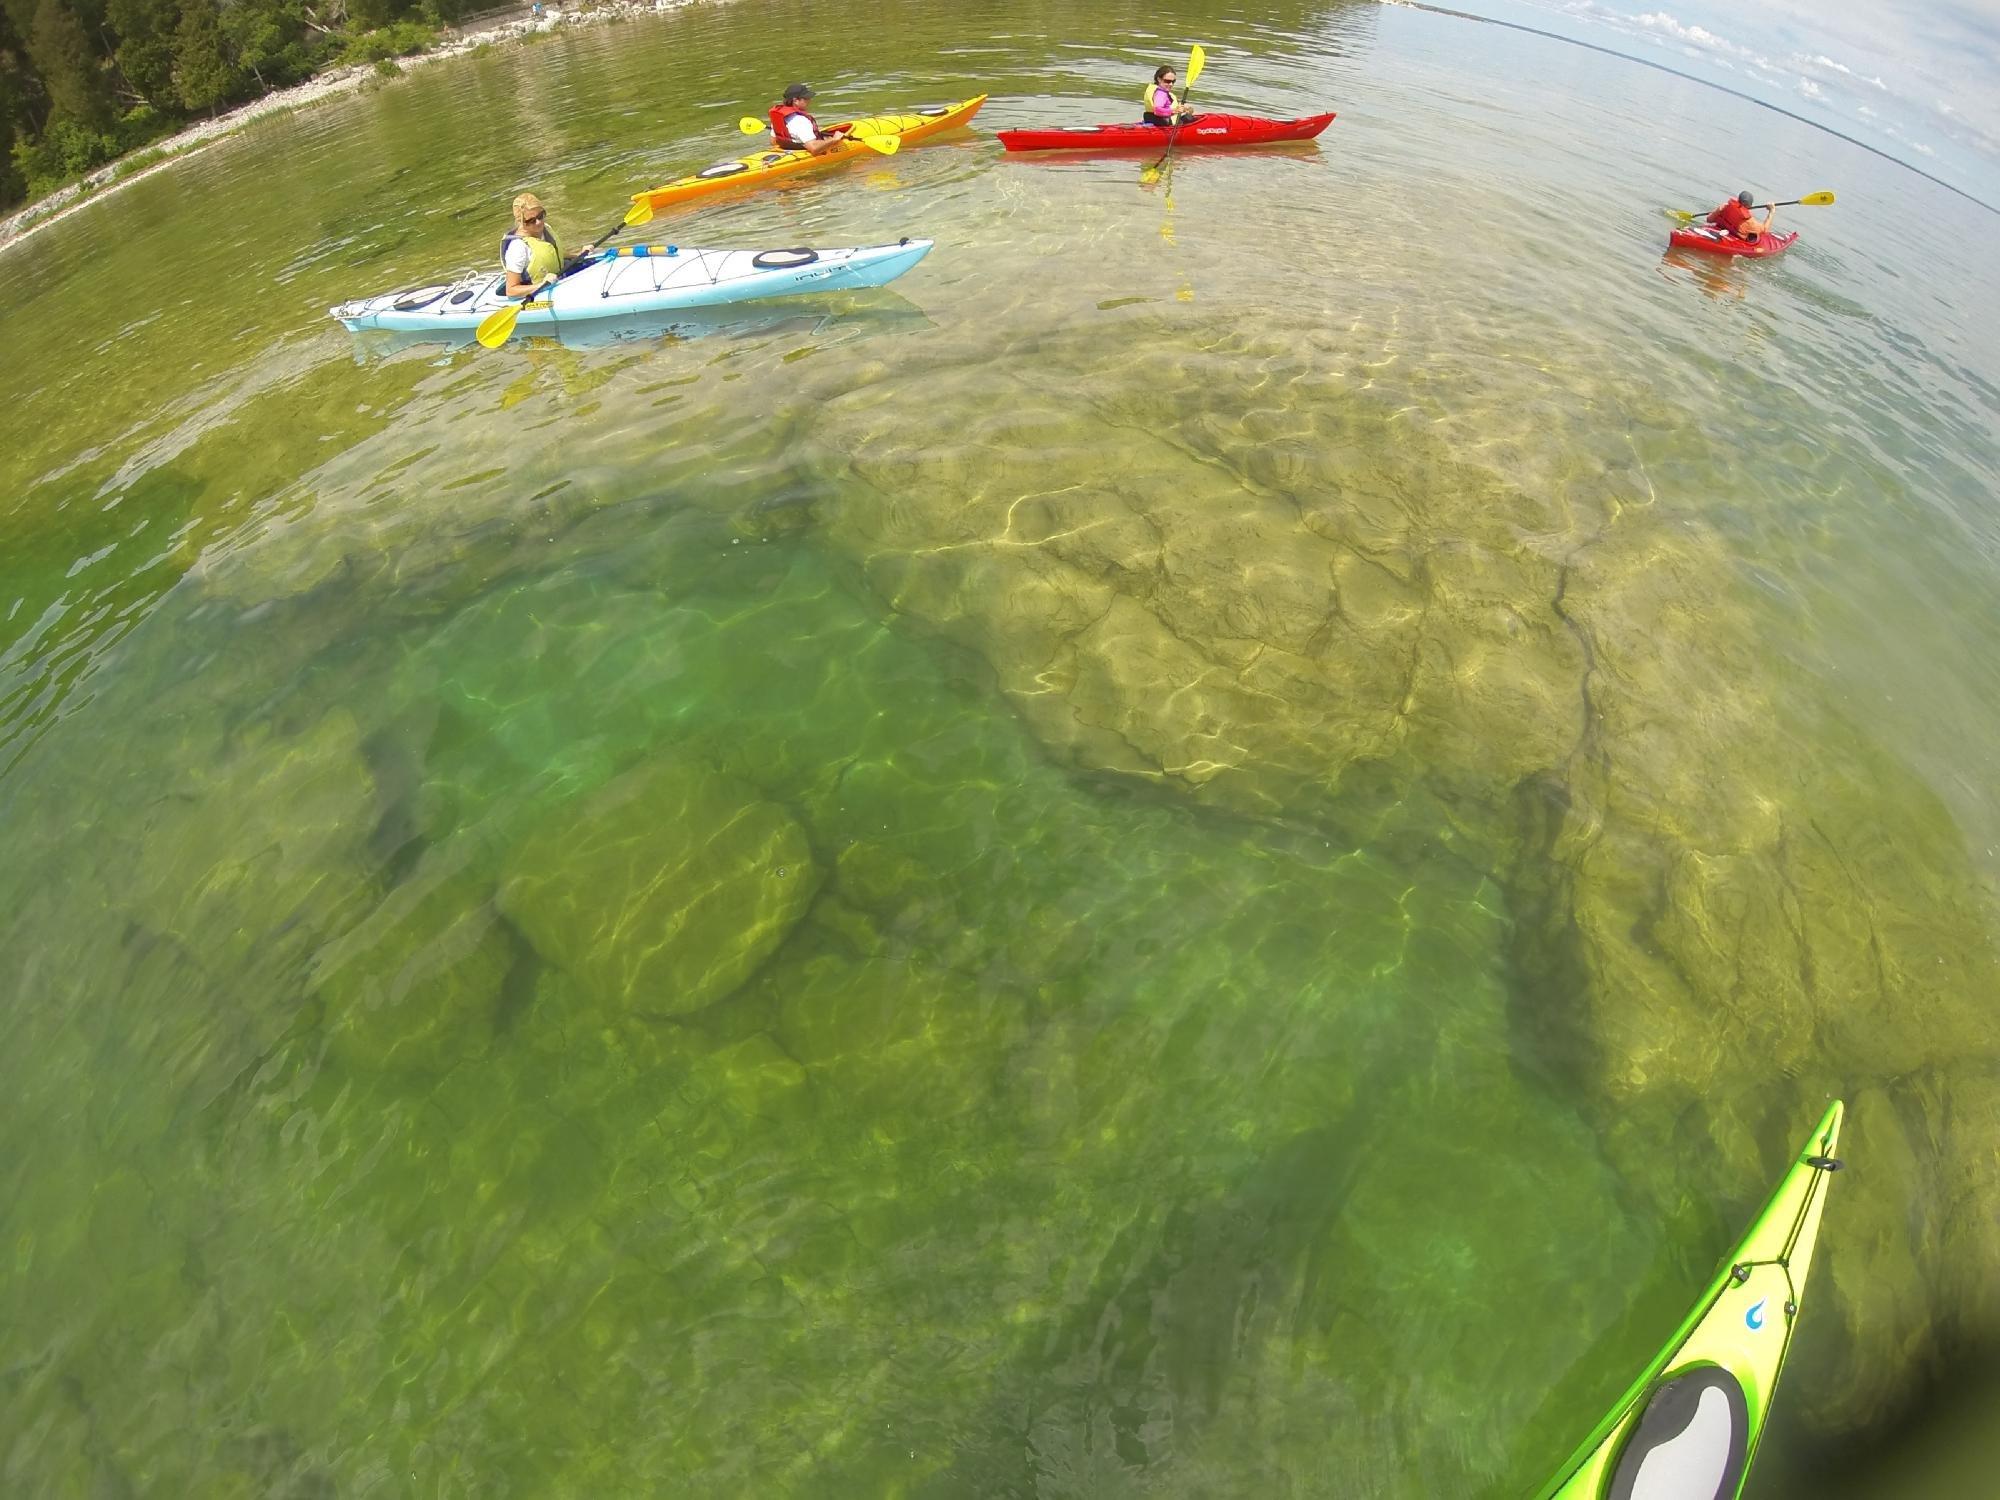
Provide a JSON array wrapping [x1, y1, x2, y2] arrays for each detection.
[[631, 96, 988, 215], [1534, 1100, 1845, 1500]]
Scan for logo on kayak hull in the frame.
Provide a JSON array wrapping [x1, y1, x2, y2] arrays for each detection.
[[1745, 1297, 1767, 1330]]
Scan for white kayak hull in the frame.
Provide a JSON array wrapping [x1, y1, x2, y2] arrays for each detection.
[[329, 238, 933, 334]]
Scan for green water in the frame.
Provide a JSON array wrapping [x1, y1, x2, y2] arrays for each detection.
[[2, 0, 1997, 1493]]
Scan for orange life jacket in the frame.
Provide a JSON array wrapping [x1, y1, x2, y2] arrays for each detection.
[[1709, 198, 1755, 235]]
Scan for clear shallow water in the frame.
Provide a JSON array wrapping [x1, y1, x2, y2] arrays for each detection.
[[1, 0, 1997, 1494]]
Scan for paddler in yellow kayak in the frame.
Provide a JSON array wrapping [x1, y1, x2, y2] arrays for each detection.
[[768, 83, 853, 156], [1143, 64, 1194, 126], [501, 192, 583, 301]]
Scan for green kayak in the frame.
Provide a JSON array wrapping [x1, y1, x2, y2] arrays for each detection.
[[1535, 1100, 1846, 1500]]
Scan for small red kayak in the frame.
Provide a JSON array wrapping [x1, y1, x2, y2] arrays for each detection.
[[1668, 225, 1798, 258], [997, 111, 1336, 153]]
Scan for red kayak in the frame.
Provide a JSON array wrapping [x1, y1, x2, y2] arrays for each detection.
[[1668, 225, 1798, 258], [997, 111, 1336, 153]]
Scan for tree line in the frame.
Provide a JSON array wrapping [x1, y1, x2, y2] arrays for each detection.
[[0, 0, 474, 209]]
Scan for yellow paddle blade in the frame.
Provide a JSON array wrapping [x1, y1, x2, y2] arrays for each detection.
[[1139, 165, 1161, 185], [474, 302, 522, 350], [738, 116, 765, 134], [860, 132, 900, 156], [1666, 207, 1699, 224], [1799, 189, 1836, 206], [624, 198, 654, 226], [1187, 44, 1206, 89]]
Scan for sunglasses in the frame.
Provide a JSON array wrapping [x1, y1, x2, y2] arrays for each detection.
[[522, 212, 545, 224]]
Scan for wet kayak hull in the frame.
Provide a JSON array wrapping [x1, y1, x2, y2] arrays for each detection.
[[1669, 225, 1799, 257], [329, 239, 933, 336], [996, 111, 1336, 152], [632, 96, 987, 214], [1534, 1100, 1845, 1500]]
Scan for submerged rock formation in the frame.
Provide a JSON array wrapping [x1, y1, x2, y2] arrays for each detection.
[[799, 315, 2000, 1438], [500, 759, 820, 1018]]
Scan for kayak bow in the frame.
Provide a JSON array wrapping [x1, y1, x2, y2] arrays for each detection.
[[631, 96, 987, 215], [1534, 1100, 1845, 1500]]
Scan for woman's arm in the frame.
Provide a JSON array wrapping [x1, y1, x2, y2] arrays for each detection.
[[504, 253, 552, 300]]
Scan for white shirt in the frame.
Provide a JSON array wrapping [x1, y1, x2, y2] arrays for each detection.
[[783, 113, 817, 145], [503, 236, 538, 275]]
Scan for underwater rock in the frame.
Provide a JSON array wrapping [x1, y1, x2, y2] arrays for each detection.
[[830, 343, 1585, 829], [499, 760, 819, 1017], [771, 947, 1026, 1133], [1535, 519, 1998, 1104], [126, 706, 380, 982], [800, 319, 2000, 1445], [314, 841, 516, 1074]]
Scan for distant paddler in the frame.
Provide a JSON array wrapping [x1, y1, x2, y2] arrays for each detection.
[[1706, 189, 1777, 244], [501, 192, 586, 301], [769, 83, 854, 156]]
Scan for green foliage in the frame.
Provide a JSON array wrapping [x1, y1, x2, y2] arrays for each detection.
[[112, 101, 154, 142], [106, 0, 178, 105], [335, 20, 436, 69], [0, 122, 20, 207], [103, 0, 170, 38], [219, 0, 319, 91], [10, 113, 118, 195], [28, 0, 113, 129], [113, 142, 169, 174], [116, 32, 177, 104], [171, 0, 240, 113], [0, 0, 442, 209], [0, 61, 29, 205]]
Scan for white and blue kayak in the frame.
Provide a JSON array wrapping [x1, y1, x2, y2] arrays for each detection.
[[329, 237, 933, 335]]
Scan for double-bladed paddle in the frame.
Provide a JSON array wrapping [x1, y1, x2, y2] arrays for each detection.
[[1140, 44, 1207, 187], [1666, 189, 1835, 225], [736, 115, 901, 154]]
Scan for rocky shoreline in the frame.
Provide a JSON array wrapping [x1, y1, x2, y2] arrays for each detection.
[[0, 0, 729, 257]]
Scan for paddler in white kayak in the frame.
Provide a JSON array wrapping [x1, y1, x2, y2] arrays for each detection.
[[768, 83, 854, 156], [501, 192, 585, 301]]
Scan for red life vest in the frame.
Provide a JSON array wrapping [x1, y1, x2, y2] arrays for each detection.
[[770, 103, 819, 149], [1709, 198, 1754, 234]]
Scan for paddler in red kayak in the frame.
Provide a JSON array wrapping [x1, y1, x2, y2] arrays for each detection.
[[1143, 65, 1194, 126], [1707, 189, 1777, 243], [769, 83, 853, 156]]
